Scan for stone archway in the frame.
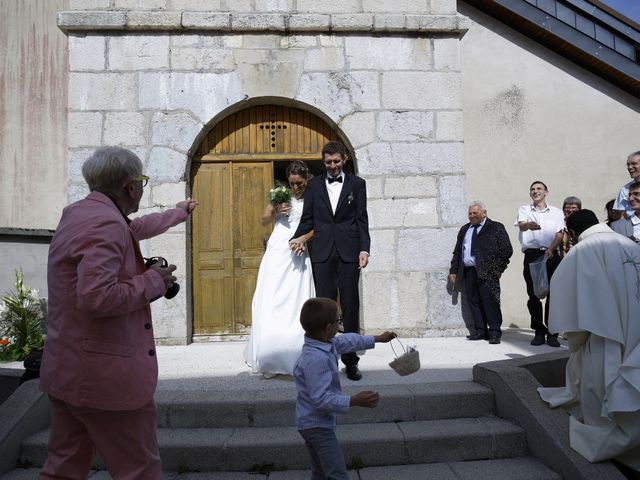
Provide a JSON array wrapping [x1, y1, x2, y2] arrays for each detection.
[[190, 104, 342, 339]]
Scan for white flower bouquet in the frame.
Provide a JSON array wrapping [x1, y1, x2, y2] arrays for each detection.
[[268, 184, 292, 206]]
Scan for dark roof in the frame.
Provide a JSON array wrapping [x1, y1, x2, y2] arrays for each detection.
[[463, 0, 640, 97]]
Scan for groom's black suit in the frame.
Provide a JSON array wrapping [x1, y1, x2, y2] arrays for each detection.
[[294, 172, 370, 367]]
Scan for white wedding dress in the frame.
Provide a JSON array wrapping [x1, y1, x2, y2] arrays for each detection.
[[243, 197, 315, 376]]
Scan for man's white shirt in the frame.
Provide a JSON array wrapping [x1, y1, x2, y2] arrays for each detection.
[[326, 173, 344, 214], [613, 179, 638, 218], [462, 218, 486, 267], [515, 204, 564, 251]]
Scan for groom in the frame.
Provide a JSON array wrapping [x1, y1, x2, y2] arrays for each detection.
[[290, 141, 371, 381]]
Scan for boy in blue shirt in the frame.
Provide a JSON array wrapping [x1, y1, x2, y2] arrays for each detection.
[[293, 297, 396, 479]]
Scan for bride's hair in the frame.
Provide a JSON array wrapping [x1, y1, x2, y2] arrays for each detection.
[[286, 160, 311, 179]]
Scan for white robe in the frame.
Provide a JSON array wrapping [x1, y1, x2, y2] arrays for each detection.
[[538, 223, 640, 470]]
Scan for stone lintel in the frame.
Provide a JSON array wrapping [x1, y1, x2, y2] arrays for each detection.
[[57, 11, 470, 34]]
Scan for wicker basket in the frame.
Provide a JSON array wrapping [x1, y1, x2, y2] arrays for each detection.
[[388, 338, 420, 376]]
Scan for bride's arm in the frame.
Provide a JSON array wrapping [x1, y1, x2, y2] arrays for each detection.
[[261, 204, 275, 226]]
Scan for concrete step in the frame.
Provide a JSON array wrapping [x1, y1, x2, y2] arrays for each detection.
[[20, 416, 526, 472], [155, 381, 495, 428], [2, 457, 562, 479]]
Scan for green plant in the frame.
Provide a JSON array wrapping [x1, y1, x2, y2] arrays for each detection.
[[0, 269, 47, 361]]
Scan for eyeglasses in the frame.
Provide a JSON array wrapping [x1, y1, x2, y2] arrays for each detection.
[[324, 159, 343, 165], [130, 175, 149, 187]]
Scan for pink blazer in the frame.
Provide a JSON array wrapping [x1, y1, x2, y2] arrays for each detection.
[[40, 192, 187, 411]]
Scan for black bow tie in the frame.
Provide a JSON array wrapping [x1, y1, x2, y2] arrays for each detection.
[[328, 176, 343, 184]]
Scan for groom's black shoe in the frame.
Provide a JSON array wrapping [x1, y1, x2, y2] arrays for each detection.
[[346, 365, 362, 381]]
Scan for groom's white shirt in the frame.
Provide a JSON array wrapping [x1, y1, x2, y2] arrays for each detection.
[[326, 172, 344, 214]]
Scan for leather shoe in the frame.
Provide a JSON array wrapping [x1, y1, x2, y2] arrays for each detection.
[[546, 334, 561, 348], [467, 334, 485, 341], [346, 365, 362, 381], [489, 337, 501, 345], [530, 333, 546, 346]]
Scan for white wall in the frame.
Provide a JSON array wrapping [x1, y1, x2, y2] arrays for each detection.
[[459, 3, 640, 327]]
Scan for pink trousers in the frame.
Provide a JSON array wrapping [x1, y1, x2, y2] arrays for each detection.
[[39, 395, 161, 480]]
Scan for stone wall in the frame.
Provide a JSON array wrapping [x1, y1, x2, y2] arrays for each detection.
[[60, 0, 469, 342]]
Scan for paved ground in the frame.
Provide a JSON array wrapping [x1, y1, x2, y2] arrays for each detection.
[[153, 328, 567, 392]]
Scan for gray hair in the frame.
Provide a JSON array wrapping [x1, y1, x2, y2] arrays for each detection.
[[468, 201, 486, 211], [81, 146, 143, 198], [563, 196, 582, 209]]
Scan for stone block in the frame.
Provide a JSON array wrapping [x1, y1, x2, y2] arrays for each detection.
[[104, 112, 146, 146], [127, 11, 182, 30], [384, 176, 437, 198], [68, 112, 103, 147], [152, 182, 188, 207], [297, 71, 380, 123], [69, 0, 110, 9], [151, 112, 204, 153], [361, 273, 393, 329], [331, 14, 374, 31], [358, 142, 464, 175], [303, 47, 345, 71], [367, 229, 396, 272], [109, 35, 170, 70], [397, 227, 459, 271], [288, 14, 330, 31], [69, 73, 136, 110], [57, 11, 127, 31], [68, 149, 95, 182], [171, 0, 222, 10], [396, 272, 428, 330], [373, 14, 406, 31], [255, 0, 292, 11], [231, 14, 286, 31], [426, 270, 465, 329], [147, 147, 188, 183], [69, 35, 106, 71], [439, 174, 467, 226], [68, 184, 90, 204], [369, 198, 438, 228], [377, 111, 434, 141], [114, 0, 167, 9], [138, 72, 245, 124], [364, 177, 383, 198], [181, 12, 230, 30], [171, 35, 200, 47], [170, 47, 234, 71], [436, 111, 463, 142], [222, 35, 243, 47], [283, 35, 318, 48], [434, 37, 460, 71], [241, 34, 282, 49], [319, 35, 344, 47], [382, 72, 461, 109], [405, 14, 459, 32], [338, 112, 376, 148], [297, 0, 360, 14], [345, 36, 431, 70], [238, 57, 303, 99], [223, 0, 253, 11], [362, 0, 428, 13], [430, 0, 458, 15]]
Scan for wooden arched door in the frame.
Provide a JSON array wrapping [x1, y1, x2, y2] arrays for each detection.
[[191, 105, 339, 338]]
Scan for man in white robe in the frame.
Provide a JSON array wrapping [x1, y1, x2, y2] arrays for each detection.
[[538, 209, 640, 471]]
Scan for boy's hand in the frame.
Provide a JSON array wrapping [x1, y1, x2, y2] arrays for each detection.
[[350, 390, 379, 408], [374, 331, 396, 343]]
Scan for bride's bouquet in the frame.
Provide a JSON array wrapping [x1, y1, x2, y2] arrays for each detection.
[[268, 184, 292, 206]]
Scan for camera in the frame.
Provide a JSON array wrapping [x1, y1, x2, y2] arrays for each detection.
[[144, 256, 180, 299]]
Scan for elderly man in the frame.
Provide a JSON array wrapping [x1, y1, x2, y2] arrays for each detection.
[[611, 181, 640, 243], [613, 150, 640, 218], [449, 202, 513, 344], [538, 209, 640, 472], [515, 181, 565, 346], [39, 147, 197, 479]]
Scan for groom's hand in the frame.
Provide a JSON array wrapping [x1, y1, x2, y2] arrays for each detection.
[[289, 238, 305, 256], [359, 252, 369, 269]]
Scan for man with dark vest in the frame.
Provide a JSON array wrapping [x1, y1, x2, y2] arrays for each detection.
[[449, 201, 513, 344]]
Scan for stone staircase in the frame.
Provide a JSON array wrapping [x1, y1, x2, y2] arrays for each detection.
[[7, 381, 561, 479]]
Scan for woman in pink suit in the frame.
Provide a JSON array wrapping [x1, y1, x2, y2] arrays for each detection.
[[39, 146, 197, 480]]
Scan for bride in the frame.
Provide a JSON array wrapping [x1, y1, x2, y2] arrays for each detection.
[[243, 160, 315, 377]]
